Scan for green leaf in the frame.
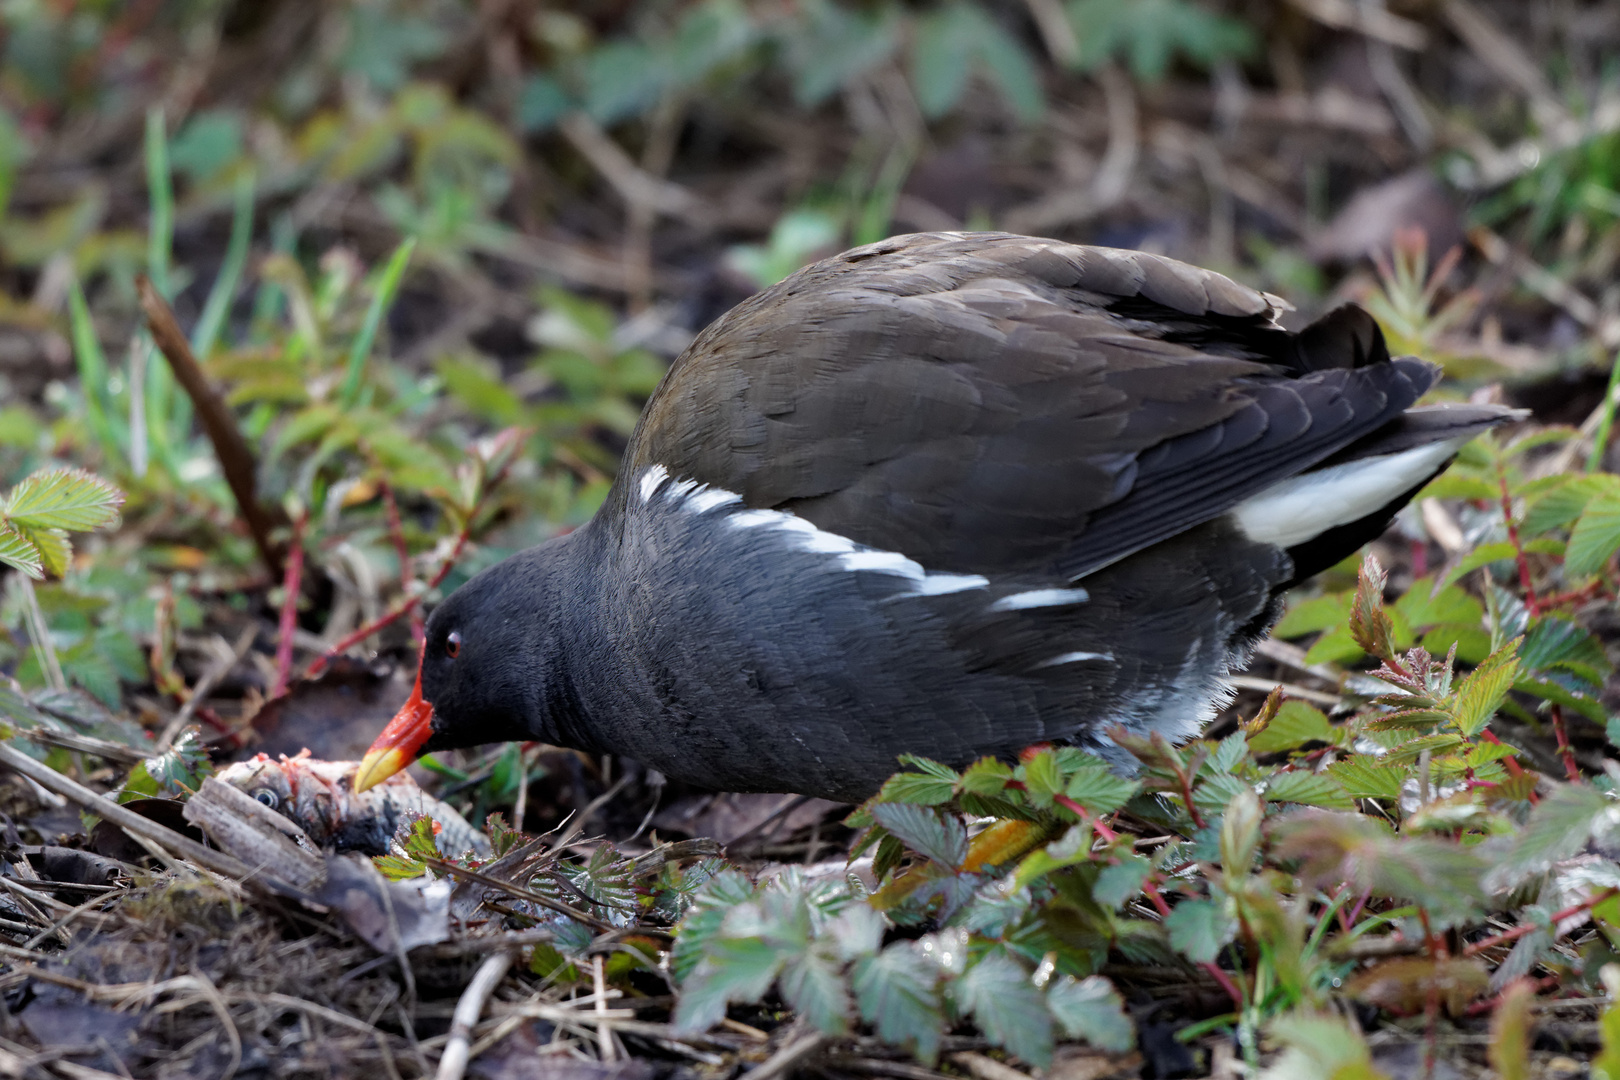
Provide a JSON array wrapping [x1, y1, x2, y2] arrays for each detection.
[[910, 4, 977, 118], [1487, 783, 1614, 888], [1327, 758, 1407, 800], [1046, 975, 1134, 1053], [1164, 899, 1235, 963], [1066, 0, 1255, 80], [339, 237, 416, 408], [672, 932, 786, 1034], [1451, 640, 1520, 736], [959, 756, 1016, 796], [1022, 749, 1062, 808], [5, 469, 124, 532], [672, 871, 757, 984], [1249, 700, 1338, 755], [879, 755, 959, 805], [374, 814, 440, 880], [870, 803, 968, 869], [779, 943, 850, 1035], [1522, 475, 1614, 537], [1440, 541, 1523, 587], [1273, 593, 1349, 638], [1348, 556, 1394, 661], [1093, 855, 1151, 908], [0, 523, 42, 578], [853, 944, 944, 1064], [1220, 788, 1263, 873], [1264, 1011, 1383, 1080], [951, 950, 1053, 1067], [879, 771, 958, 806], [1264, 771, 1355, 811], [1063, 766, 1140, 815], [1568, 483, 1620, 577]]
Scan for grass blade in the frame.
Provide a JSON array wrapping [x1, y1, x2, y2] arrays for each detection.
[[144, 108, 173, 299], [1588, 346, 1620, 472], [67, 279, 121, 463], [191, 170, 257, 361], [338, 236, 416, 408]]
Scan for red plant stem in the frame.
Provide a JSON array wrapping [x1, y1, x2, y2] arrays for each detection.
[[304, 529, 470, 680], [1462, 975, 1561, 1018], [1053, 794, 1121, 842], [1347, 886, 1374, 927], [1025, 779, 1243, 1007], [379, 480, 424, 647], [1176, 763, 1207, 831], [1461, 888, 1618, 957], [1497, 463, 1540, 615], [270, 512, 308, 698], [1549, 704, 1583, 783]]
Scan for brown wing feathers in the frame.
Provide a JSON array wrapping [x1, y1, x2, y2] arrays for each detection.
[[626, 232, 1435, 580]]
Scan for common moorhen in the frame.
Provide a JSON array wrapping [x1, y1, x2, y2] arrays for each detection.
[[355, 232, 1514, 803]]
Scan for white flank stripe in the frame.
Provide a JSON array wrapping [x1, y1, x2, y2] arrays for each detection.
[[991, 587, 1090, 612], [910, 573, 991, 596], [1232, 438, 1468, 549], [686, 488, 740, 514], [1038, 651, 1113, 667], [644, 464, 989, 599], [638, 464, 669, 503]]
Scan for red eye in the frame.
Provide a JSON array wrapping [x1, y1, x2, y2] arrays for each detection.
[[445, 631, 461, 659]]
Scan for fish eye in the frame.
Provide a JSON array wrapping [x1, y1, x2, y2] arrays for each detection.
[[446, 630, 461, 659], [252, 789, 278, 808]]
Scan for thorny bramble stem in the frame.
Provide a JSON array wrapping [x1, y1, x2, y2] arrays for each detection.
[[1497, 461, 1540, 615], [1461, 888, 1619, 957], [270, 511, 307, 698], [379, 480, 424, 647], [1550, 704, 1582, 783], [304, 528, 469, 680]]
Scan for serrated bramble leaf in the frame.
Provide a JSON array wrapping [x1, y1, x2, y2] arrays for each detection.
[[951, 949, 1053, 1066], [1451, 640, 1519, 736], [16, 525, 70, 578], [871, 802, 968, 869], [1522, 474, 1612, 537], [1521, 618, 1611, 683], [1248, 700, 1338, 755], [1264, 1011, 1381, 1079], [1063, 766, 1140, 815], [1046, 975, 1134, 1053], [1093, 854, 1151, 908], [1486, 783, 1614, 889], [1164, 899, 1236, 963], [879, 770, 957, 806], [1273, 593, 1350, 638], [672, 932, 785, 1033], [779, 943, 850, 1035], [672, 870, 758, 984], [1326, 758, 1407, 800], [853, 944, 944, 1064], [1265, 771, 1355, 811], [1349, 556, 1395, 661], [0, 523, 41, 578], [1567, 488, 1620, 578], [959, 756, 1016, 796], [1021, 749, 1062, 808], [4, 468, 124, 532]]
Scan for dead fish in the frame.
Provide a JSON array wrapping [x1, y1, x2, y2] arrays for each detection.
[[216, 751, 491, 858]]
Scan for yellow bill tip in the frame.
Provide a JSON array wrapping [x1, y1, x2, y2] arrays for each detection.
[[353, 747, 410, 793]]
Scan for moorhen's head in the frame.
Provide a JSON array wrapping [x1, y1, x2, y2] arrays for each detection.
[[353, 547, 560, 793]]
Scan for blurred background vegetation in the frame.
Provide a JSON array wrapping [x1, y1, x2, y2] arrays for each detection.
[[0, 0, 1611, 750]]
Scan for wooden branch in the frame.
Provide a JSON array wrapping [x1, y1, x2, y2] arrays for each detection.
[[137, 275, 289, 579]]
